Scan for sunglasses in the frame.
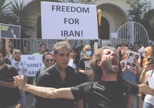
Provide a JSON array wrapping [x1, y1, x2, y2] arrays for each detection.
[[86, 49, 91, 51], [46, 59, 54, 62]]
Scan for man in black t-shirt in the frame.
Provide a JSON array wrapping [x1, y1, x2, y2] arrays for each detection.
[[35, 41, 80, 108], [14, 46, 154, 108], [0, 50, 20, 108]]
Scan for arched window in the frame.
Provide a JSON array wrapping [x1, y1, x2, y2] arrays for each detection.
[[98, 17, 110, 39]]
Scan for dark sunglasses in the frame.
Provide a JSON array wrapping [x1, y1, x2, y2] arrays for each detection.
[[86, 49, 91, 51], [46, 59, 54, 62]]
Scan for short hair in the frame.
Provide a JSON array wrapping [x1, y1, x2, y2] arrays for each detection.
[[42, 52, 53, 60], [40, 43, 46, 47], [0, 50, 6, 57], [134, 42, 140, 46], [90, 46, 117, 81], [53, 41, 72, 54], [13, 49, 21, 55]]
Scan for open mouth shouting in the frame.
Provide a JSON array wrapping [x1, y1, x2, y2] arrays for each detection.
[[110, 56, 118, 70]]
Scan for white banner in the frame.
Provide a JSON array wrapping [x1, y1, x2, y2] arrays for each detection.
[[41, 2, 98, 40], [21, 55, 44, 77]]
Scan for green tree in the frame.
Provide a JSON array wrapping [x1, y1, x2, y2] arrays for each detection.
[[60, 0, 95, 4], [0, 0, 13, 23], [6, 0, 40, 38], [127, 0, 151, 23], [127, 0, 154, 40], [141, 9, 154, 40]]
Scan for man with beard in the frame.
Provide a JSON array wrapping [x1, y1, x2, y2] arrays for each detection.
[[14, 46, 154, 108], [0, 50, 20, 108], [11, 49, 27, 108]]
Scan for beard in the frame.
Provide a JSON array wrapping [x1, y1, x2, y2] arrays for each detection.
[[0, 59, 5, 66], [15, 57, 21, 61], [102, 61, 118, 74]]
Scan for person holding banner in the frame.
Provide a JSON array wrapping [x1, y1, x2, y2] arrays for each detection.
[[14, 46, 154, 108], [35, 41, 81, 108], [11, 49, 27, 108]]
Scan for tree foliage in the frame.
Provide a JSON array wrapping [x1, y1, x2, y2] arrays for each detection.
[[141, 9, 154, 40], [127, 0, 154, 40], [0, 0, 13, 23], [61, 0, 95, 4], [0, 0, 94, 38], [127, 0, 151, 23]]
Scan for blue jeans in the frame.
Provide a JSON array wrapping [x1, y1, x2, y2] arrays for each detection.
[[19, 90, 26, 107], [143, 101, 153, 108]]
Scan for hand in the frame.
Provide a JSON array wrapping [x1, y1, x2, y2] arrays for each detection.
[[64, 36, 68, 43], [14, 75, 27, 90], [16, 104, 22, 108], [126, 65, 130, 69]]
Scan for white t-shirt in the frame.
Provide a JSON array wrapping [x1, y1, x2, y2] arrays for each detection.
[[11, 59, 27, 76], [144, 70, 154, 105]]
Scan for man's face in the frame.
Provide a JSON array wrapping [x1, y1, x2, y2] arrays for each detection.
[[0, 53, 5, 65], [134, 44, 140, 51], [23, 47, 29, 54], [13, 51, 21, 61], [43, 54, 54, 68], [99, 49, 119, 74], [55, 47, 70, 70], [40, 45, 46, 54]]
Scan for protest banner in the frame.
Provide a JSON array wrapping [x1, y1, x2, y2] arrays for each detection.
[[0, 23, 21, 38], [21, 55, 44, 77], [41, 1, 98, 39]]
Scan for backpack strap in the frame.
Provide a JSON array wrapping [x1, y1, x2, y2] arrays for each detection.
[[151, 71, 154, 77]]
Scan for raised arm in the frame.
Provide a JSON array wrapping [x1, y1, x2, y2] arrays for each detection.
[[14, 75, 74, 99], [5, 38, 12, 58], [78, 68, 93, 76], [140, 64, 154, 84], [138, 84, 154, 96]]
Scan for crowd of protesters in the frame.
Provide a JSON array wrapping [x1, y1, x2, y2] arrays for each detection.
[[0, 37, 154, 108]]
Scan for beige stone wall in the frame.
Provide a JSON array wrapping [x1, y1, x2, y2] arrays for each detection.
[[95, 0, 130, 39]]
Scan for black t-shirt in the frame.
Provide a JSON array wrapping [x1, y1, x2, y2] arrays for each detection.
[[71, 79, 139, 108], [77, 58, 91, 85], [35, 64, 77, 108], [5, 58, 11, 65], [35, 68, 45, 83], [0, 65, 20, 107]]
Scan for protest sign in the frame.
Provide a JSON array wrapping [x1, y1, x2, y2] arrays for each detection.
[[41, 2, 98, 39], [21, 55, 44, 77], [0, 23, 21, 38]]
